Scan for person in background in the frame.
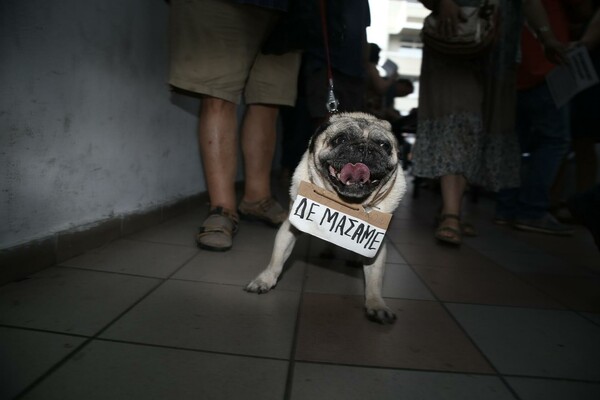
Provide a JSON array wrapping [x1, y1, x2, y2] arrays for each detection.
[[567, 5, 600, 250], [302, 0, 372, 127], [413, 0, 566, 246], [382, 79, 415, 120], [279, 0, 371, 179], [168, 0, 301, 252], [495, 0, 590, 236], [365, 43, 415, 122], [566, 1, 599, 196], [365, 43, 399, 119]]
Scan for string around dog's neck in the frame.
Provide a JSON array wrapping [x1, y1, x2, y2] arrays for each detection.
[[362, 164, 399, 211]]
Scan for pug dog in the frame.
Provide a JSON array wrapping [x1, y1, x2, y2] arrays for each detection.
[[245, 112, 406, 323]]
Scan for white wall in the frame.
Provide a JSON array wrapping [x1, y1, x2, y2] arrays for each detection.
[[0, 0, 205, 249], [367, 0, 426, 114]]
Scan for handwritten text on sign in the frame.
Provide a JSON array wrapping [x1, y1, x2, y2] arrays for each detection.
[[288, 181, 392, 258]]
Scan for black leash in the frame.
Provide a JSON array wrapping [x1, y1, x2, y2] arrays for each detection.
[[318, 0, 339, 114]]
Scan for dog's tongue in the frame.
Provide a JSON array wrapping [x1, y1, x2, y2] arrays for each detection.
[[339, 163, 370, 185]]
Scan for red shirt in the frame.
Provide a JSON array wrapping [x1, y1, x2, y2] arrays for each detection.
[[516, 0, 579, 90]]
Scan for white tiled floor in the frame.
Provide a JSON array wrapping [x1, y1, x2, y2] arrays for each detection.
[[2, 179, 600, 399]]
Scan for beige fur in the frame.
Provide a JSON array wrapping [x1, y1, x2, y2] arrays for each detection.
[[245, 112, 406, 323]]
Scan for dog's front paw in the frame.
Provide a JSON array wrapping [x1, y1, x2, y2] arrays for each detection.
[[365, 299, 396, 324], [365, 306, 396, 324], [244, 273, 277, 294]]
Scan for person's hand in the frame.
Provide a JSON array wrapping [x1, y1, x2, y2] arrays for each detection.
[[436, 0, 466, 38], [541, 36, 569, 65]]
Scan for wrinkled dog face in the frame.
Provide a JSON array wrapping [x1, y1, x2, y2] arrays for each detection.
[[310, 113, 399, 202]]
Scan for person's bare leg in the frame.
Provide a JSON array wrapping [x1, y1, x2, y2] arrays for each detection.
[[198, 97, 238, 211], [241, 104, 279, 202], [438, 174, 467, 238]]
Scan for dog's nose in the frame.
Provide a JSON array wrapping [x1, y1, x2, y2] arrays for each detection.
[[355, 143, 374, 156]]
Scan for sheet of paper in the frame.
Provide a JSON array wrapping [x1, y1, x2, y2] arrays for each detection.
[[381, 59, 398, 78], [546, 45, 599, 108]]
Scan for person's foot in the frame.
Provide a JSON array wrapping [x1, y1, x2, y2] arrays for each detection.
[[196, 207, 239, 251], [434, 214, 462, 246], [493, 216, 514, 226], [238, 197, 287, 227], [513, 213, 574, 236], [549, 203, 575, 223], [435, 213, 477, 236]]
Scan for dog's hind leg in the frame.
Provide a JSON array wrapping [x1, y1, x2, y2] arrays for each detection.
[[363, 243, 396, 324], [245, 219, 298, 294]]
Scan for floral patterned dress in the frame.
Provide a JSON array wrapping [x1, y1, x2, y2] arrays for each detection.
[[413, 0, 523, 191]]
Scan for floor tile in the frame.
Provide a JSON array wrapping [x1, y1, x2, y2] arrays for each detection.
[[518, 273, 600, 312], [173, 249, 306, 291], [387, 214, 434, 231], [295, 294, 493, 373], [0, 327, 86, 399], [304, 238, 407, 264], [387, 223, 437, 246], [385, 243, 409, 264], [56, 218, 121, 263], [304, 236, 358, 259], [304, 260, 434, 300], [474, 248, 593, 276], [5, 179, 600, 397], [303, 257, 363, 295], [21, 340, 287, 400], [411, 265, 563, 308], [127, 215, 199, 247], [291, 363, 516, 400], [381, 263, 436, 300], [232, 221, 313, 258], [506, 377, 600, 400], [1, 236, 57, 286], [231, 222, 280, 253], [464, 227, 541, 254], [515, 230, 600, 269], [0, 267, 159, 335], [101, 280, 300, 358], [394, 243, 503, 270], [60, 239, 198, 278], [582, 312, 600, 325], [447, 304, 600, 380]]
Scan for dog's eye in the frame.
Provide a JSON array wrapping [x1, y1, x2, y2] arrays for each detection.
[[331, 134, 348, 146], [377, 141, 391, 153]]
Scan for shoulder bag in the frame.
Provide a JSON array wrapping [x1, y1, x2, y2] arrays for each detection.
[[421, 0, 499, 57]]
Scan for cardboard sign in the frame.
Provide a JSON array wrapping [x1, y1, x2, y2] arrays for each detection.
[[289, 181, 392, 258]]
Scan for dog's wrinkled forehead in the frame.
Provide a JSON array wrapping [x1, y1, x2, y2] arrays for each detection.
[[324, 113, 391, 138], [309, 112, 393, 153]]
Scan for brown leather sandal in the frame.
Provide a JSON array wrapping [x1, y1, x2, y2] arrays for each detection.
[[238, 197, 287, 227], [435, 213, 477, 237], [435, 214, 462, 246], [196, 207, 239, 252]]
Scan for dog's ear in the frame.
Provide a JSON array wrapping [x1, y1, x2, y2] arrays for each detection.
[[308, 119, 331, 154]]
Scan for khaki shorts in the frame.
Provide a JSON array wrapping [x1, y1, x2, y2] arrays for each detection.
[[169, 0, 300, 106]]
